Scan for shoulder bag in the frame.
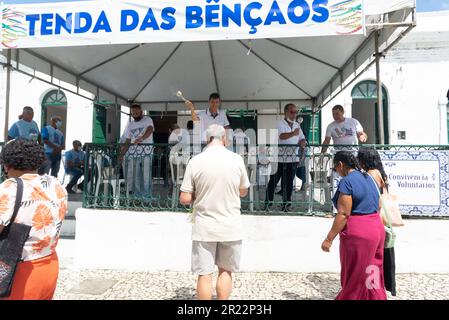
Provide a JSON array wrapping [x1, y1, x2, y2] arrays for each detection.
[[0, 178, 31, 297], [373, 171, 404, 227], [368, 174, 396, 249]]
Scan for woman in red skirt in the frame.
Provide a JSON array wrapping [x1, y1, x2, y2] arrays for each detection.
[[321, 151, 386, 300]]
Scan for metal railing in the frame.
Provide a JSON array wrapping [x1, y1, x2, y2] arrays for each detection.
[[82, 142, 325, 214], [1, 141, 447, 217], [80, 143, 449, 217]]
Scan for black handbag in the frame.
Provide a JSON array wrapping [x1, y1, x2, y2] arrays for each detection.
[[0, 178, 31, 298]]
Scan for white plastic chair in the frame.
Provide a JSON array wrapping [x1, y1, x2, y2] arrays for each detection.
[[94, 154, 125, 207], [247, 162, 257, 211], [241, 148, 257, 211], [310, 153, 332, 204], [169, 148, 192, 208]]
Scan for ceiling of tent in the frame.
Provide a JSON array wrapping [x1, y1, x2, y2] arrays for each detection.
[[27, 34, 365, 103]]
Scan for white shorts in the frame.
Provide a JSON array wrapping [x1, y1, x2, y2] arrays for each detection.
[[191, 240, 242, 275]]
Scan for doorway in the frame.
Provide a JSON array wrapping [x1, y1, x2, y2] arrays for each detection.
[[351, 80, 389, 144], [226, 109, 258, 143], [41, 89, 68, 138], [148, 111, 178, 143], [92, 104, 107, 143], [298, 107, 321, 144], [148, 111, 178, 183], [93, 101, 121, 144], [227, 110, 257, 130]]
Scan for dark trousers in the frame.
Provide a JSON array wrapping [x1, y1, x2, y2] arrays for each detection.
[[265, 162, 298, 207], [384, 247, 397, 296], [42, 153, 62, 178], [66, 168, 84, 190], [296, 165, 306, 188]]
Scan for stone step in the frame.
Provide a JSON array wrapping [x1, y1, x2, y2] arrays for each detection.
[[61, 215, 75, 238], [67, 201, 82, 218], [61, 201, 82, 238]]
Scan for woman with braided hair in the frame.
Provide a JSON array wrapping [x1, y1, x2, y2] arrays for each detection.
[[357, 147, 396, 297]]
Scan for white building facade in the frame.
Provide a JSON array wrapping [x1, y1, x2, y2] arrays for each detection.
[[321, 11, 449, 146]]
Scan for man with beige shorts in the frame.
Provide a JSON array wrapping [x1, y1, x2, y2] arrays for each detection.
[[180, 124, 251, 300]]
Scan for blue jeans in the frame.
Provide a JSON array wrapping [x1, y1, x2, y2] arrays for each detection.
[[124, 154, 153, 199], [295, 165, 306, 186], [125, 156, 152, 199], [43, 153, 61, 178]]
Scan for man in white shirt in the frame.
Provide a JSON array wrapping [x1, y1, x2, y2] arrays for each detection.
[[321, 105, 367, 153], [168, 124, 182, 145], [265, 104, 306, 212], [180, 124, 250, 300], [184, 92, 231, 144], [119, 104, 155, 199], [321, 105, 367, 214]]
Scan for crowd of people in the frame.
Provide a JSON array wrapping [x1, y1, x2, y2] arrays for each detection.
[[6, 106, 88, 195], [0, 106, 91, 299], [177, 94, 395, 300], [0, 97, 396, 301], [179, 122, 395, 301]]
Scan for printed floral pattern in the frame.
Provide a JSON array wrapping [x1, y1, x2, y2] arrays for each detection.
[[0, 194, 10, 214], [0, 174, 68, 261], [32, 236, 51, 253], [32, 204, 54, 231]]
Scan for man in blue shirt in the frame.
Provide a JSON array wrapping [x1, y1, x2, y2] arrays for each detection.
[[65, 140, 85, 194], [41, 116, 65, 177], [8, 106, 41, 142]]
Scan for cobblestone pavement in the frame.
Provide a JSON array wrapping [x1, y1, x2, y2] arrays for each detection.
[[53, 268, 449, 300]]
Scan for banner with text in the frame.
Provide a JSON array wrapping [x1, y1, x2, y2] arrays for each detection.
[[0, 0, 364, 49], [379, 150, 449, 217]]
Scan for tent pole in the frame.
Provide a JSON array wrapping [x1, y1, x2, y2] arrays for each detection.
[[317, 25, 415, 112], [311, 100, 317, 144], [3, 50, 12, 140], [375, 31, 385, 145]]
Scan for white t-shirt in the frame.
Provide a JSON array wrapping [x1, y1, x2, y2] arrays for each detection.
[[180, 145, 251, 242], [325, 118, 363, 147], [122, 116, 155, 155], [197, 109, 230, 142], [277, 119, 305, 163]]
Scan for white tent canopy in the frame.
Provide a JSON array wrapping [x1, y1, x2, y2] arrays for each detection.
[[1, 0, 416, 112]]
